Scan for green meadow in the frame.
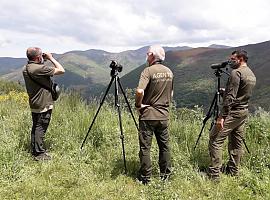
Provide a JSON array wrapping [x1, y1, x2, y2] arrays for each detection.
[[0, 80, 269, 200]]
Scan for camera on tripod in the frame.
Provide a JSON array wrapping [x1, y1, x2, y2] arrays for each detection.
[[110, 60, 123, 72], [210, 60, 235, 69], [81, 59, 138, 173]]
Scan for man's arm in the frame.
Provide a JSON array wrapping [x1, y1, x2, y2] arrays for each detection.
[[135, 88, 150, 113], [217, 70, 240, 130], [221, 70, 240, 118], [135, 89, 144, 108], [44, 53, 65, 75], [135, 68, 151, 110]]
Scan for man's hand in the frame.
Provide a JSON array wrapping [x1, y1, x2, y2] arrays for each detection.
[[42, 52, 65, 75], [136, 104, 150, 115], [43, 52, 53, 60], [135, 88, 144, 115], [216, 117, 224, 131], [219, 87, 225, 97]]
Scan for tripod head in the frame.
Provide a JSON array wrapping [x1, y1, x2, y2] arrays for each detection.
[[110, 60, 123, 77], [211, 60, 232, 78], [210, 62, 230, 94], [213, 67, 230, 78]]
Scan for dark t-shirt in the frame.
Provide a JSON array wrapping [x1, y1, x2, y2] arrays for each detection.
[[137, 63, 173, 120], [221, 65, 256, 117], [22, 62, 55, 113]]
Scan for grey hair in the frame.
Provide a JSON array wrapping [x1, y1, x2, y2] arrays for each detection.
[[148, 45, 165, 61], [26, 47, 42, 61]]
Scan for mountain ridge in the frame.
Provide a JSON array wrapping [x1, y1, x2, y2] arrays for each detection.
[[0, 42, 269, 109]]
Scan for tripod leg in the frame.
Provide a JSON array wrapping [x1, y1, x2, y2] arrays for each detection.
[[194, 123, 208, 150], [80, 77, 114, 149], [210, 92, 219, 131], [115, 77, 127, 173], [194, 93, 217, 150], [117, 77, 139, 131], [242, 138, 250, 154]]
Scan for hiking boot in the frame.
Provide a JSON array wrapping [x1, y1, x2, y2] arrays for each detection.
[[160, 174, 170, 182], [136, 174, 150, 185], [33, 152, 52, 161], [208, 174, 220, 182], [199, 169, 220, 182], [221, 164, 239, 177]]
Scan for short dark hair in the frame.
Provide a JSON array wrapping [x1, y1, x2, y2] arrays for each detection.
[[26, 47, 42, 61], [231, 49, 248, 62]]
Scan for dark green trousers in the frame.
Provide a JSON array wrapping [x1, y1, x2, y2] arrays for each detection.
[[138, 120, 171, 181], [208, 109, 248, 178]]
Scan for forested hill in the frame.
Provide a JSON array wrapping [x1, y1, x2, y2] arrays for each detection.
[[0, 46, 191, 94], [0, 41, 269, 109], [121, 41, 270, 110]]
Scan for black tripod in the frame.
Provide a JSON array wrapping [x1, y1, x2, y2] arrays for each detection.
[[193, 68, 250, 153], [193, 68, 223, 150], [81, 62, 139, 174]]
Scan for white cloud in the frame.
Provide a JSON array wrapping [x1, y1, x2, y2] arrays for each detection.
[[0, 0, 270, 57]]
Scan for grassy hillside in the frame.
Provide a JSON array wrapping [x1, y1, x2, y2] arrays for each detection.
[[0, 81, 270, 199]]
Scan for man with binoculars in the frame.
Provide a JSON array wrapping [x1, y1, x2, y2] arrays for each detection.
[[23, 47, 65, 161]]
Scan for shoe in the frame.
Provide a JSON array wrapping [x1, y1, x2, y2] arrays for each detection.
[[221, 164, 239, 177], [33, 152, 52, 161], [136, 174, 150, 185], [136, 178, 150, 185], [199, 169, 220, 182], [221, 164, 229, 174], [208, 174, 220, 182], [160, 174, 170, 181]]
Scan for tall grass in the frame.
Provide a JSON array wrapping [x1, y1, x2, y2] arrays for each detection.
[[0, 82, 269, 199]]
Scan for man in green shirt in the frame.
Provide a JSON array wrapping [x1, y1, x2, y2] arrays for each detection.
[[22, 47, 65, 161], [208, 50, 256, 180], [135, 45, 173, 184]]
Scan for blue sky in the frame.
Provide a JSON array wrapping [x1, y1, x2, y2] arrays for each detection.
[[0, 0, 270, 57]]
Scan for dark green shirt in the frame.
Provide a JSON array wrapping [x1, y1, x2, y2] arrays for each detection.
[[22, 62, 55, 113], [221, 65, 256, 117], [138, 63, 173, 120]]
